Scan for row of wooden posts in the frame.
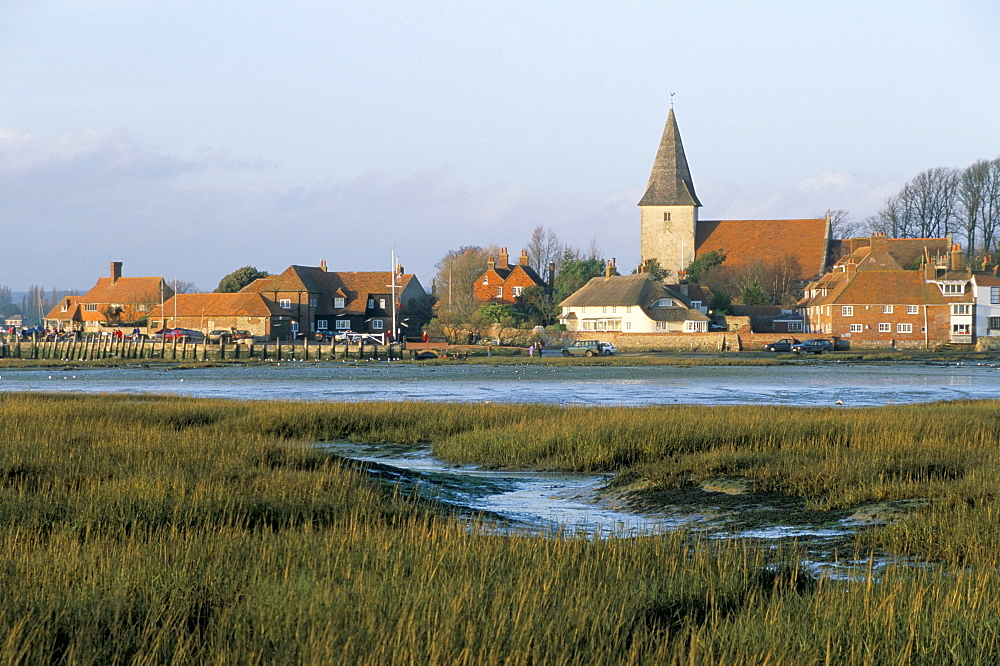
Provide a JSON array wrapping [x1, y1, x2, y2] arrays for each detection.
[[0, 335, 405, 362]]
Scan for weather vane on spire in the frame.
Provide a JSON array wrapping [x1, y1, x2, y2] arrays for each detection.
[[670, 92, 675, 108]]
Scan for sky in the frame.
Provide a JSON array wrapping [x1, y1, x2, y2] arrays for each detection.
[[2, 1, 999, 292]]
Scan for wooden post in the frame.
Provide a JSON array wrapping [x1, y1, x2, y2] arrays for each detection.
[[303, 338, 309, 362]]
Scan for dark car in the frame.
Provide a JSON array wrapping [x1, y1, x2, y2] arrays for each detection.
[[791, 339, 833, 355], [763, 338, 800, 352], [163, 328, 203, 342]]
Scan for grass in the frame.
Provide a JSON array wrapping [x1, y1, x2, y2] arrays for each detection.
[[4, 393, 1000, 661]]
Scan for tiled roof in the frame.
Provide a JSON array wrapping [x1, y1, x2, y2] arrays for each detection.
[[833, 237, 951, 269], [148, 293, 285, 319], [638, 108, 702, 207], [974, 272, 1000, 286], [852, 248, 903, 271], [83, 276, 171, 305], [243, 266, 423, 315], [695, 219, 829, 280], [646, 307, 710, 322]]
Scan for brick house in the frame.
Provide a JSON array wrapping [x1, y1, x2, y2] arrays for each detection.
[[473, 249, 551, 305], [44, 262, 174, 333], [242, 262, 431, 340], [798, 235, 976, 347], [146, 293, 288, 339], [559, 265, 710, 333]]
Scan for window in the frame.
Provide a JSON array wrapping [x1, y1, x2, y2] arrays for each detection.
[[690, 301, 702, 309], [663, 212, 670, 221], [990, 317, 1000, 330], [882, 305, 893, 314], [897, 323, 913, 333], [655, 320, 670, 330], [291, 321, 299, 335], [992, 287, 1000, 305], [850, 324, 863, 332], [367, 299, 374, 308], [84, 304, 98, 312], [952, 303, 972, 315], [371, 320, 383, 330], [651, 298, 674, 308], [482, 276, 489, 285], [787, 321, 803, 332], [336, 320, 350, 330], [625, 321, 631, 330], [379, 299, 386, 309], [279, 299, 291, 309], [602, 306, 607, 314], [61, 302, 68, 312], [942, 283, 964, 295], [907, 305, 919, 314], [333, 297, 345, 309], [309, 297, 317, 308], [496, 287, 503, 298], [317, 320, 328, 330], [953, 323, 971, 335], [684, 320, 707, 332], [512, 286, 523, 297], [842, 306, 853, 317], [878, 323, 891, 333]]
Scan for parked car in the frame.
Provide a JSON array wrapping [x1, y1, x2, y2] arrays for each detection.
[[163, 328, 203, 342], [791, 339, 833, 355], [560, 340, 616, 357], [763, 338, 800, 352], [207, 329, 231, 344]]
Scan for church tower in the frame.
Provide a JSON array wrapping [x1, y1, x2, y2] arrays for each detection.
[[639, 107, 701, 277]]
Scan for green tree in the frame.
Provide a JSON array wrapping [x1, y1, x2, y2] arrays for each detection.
[[553, 255, 609, 302], [215, 266, 269, 293], [515, 284, 557, 326], [478, 303, 518, 324], [631, 258, 671, 283], [685, 250, 726, 283]]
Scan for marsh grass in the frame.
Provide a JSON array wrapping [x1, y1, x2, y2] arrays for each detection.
[[4, 394, 1000, 661]]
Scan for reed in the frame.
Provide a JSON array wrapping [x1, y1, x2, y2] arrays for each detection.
[[4, 393, 1000, 661]]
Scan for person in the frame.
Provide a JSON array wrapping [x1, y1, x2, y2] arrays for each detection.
[[423, 331, 428, 343], [487, 343, 492, 358], [528, 344, 534, 358]]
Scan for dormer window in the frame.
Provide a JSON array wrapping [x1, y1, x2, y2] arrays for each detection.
[[941, 283, 965, 295], [333, 297, 345, 309], [483, 276, 489, 285], [650, 298, 674, 308], [367, 299, 375, 308]]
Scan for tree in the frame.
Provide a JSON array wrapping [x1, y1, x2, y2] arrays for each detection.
[[823, 209, 865, 239], [515, 284, 557, 326], [525, 226, 564, 276], [0, 285, 16, 318], [870, 168, 959, 240], [172, 280, 200, 294], [632, 258, 671, 283], [553, 254, 609, 302], [684, 250, 726, 283], [215, 266, 269, 293], [432, 245, 498, 321]]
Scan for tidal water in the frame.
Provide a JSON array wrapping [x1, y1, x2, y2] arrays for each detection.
[[1, 360, 999, 407]]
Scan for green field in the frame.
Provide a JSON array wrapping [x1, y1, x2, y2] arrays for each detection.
[[2, 393, 1000, 663]]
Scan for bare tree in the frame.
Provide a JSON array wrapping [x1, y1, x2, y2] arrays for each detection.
[[172, 280, 200, 294], [824, 209, 865, 239], [980, 158, 1000, 256], [525, 226, 564, 275], [868, 193, 910, 238], [433, 245, 499, 320], [958, 160, 990, 255], [907, 167, 959, 238]]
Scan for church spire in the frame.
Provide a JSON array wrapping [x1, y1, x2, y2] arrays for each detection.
[[638, 107, 702, 207]]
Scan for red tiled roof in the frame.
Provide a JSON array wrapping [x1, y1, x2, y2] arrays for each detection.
[[695, 219, 829, 280], [147, 293, 285, 319]]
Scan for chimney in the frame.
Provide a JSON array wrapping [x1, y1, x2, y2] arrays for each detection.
[[845, 257, 857, 279], [982, 255, 992, 272], [498, 248, 509, 271], [605, 259, 614, 279], [110, 262, 122, 283], [923, 257, 937, 280], [319, 259, 327, 272], [870, 232, 889, 254], [488, 257, 495, 271], [547, 261, 555, 292], [396, 264, 404, 276], [950, 243, 965, 272], [519, 250, 529, 267]]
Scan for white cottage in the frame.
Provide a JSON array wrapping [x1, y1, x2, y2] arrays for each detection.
[[559, 271, 710, 333]]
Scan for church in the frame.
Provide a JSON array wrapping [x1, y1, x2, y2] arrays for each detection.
[[639, 108, 832, 282]]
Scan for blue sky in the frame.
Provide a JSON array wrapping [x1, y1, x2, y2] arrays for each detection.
[[2, 1, 999, 291]]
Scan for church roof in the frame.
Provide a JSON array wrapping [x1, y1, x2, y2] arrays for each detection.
[[638, 108, 702, 207], [695, 219, 830, 281]]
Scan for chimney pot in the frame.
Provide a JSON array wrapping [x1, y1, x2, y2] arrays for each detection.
[[110, 262, 122, 283]]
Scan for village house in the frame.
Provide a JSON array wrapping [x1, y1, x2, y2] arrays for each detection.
[[146, 292, 288, 339], [473, 249, 552, 305], [44, 262, 173, 333], [241, 262, 431, 340], [971, 260, 1000, 342], [558, 262, 710, 333], [639, 107, 831, 282], [798, 235, 980, 347]]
